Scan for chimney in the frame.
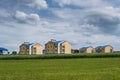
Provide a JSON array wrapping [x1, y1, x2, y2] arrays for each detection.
[[24, 42, 29, 44], [51, 39, 56, 42]]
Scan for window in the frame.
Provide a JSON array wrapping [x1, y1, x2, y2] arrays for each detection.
[[62, 46, 65, 48], [55, 49, 57, 53], [62, 49, 65, 52], [110, 49, 113, 53], [55, 45, 57, 48], [27, 49, 29, 51], [33, 48, 36, 54], [0, 50, 2, 54]]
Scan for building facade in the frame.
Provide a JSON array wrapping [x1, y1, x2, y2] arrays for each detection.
[[19, 42, 42, 55], [80, 46, 95, 53], [95, 45, 113, 53], [45, 39, 71, 54], [0, 47, 9, 55]]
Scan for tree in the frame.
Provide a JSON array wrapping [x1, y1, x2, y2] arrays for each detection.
[[12, 51, 17, 55]]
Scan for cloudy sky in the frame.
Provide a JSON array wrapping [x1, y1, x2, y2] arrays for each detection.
[[0, 0, 120, 52]]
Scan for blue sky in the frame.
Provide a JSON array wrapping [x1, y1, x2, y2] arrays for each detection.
[[0, 0, 120, 52]]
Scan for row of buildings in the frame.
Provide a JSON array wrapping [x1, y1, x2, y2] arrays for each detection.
[[19, 39, 113, 55], [73, 45, 113, 53], [19, 39, 71, 55], [0, 39, 114, 55]]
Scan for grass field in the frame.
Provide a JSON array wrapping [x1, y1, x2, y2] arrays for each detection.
[[0, 58, 120, 80]]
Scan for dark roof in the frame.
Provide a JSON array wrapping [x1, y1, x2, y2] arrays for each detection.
[[24, 43, 35, 47], [81, 46, 90, 50], [0, 47, 8, 51], [96, 45, 108, 49], [52, 41, 64, 45], [81, 47, 89, 49]]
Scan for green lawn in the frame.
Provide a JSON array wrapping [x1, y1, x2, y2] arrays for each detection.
[[0, 58, 120, 80]]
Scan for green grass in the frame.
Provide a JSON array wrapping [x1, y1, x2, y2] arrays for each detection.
[[0, 58, 120, 80]]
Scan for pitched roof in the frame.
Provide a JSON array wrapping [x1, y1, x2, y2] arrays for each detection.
[[0, 47, 8, 51], [81, 47, 89, 49], [24, 43, 35, 47], [81, 46, 91, 50], [96, 45, 108, 49], [52, 41, 64, 45]]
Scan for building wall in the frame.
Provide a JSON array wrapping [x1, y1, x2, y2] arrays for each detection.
[[19, 44, 29, 55], [105, 46, 113, 53], [60, 42, 71, 54], [86, 47, 94, 53], [2, 50, 9, 54], [0, 50, 9, 55], [45, 42, 56, 54], [31, 43, 42, 55]]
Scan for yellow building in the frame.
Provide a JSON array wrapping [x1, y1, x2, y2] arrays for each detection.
[[45, 39, 71, 54], [95, 45, 113, 53], [80, 46, 95, 53], [19, 42, 42, 55]]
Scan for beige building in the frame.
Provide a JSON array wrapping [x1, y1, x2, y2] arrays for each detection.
[[80, 46, 95, 53], [19, 42, 42, 55], [45, 39, 71, 54], [95, 45, 113, 53]]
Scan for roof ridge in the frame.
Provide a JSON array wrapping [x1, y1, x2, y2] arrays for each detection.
[[52, 40, 65, 45], [0, 47, 8, 51]]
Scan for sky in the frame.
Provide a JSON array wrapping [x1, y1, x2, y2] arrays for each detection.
[[0, 0, 120, 52]]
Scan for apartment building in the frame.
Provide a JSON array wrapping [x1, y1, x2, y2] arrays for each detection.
[[95, 45, 113, 53], [45, 39, 71, 54], [19, 42, 42, 55]]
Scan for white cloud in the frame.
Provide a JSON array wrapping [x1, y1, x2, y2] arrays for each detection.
[[0, 9, 11, 18], [52, 6, 120, 32], [0, 0, 48, 10], [0, 0, 120, 52], [15, 10, 40, 23], [49, 5, 120, 50], [54, 0, 108, 7], [24, 0, 48, 9], [15, 0, 48, 9]]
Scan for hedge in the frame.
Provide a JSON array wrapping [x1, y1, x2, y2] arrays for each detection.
[[0, 53, 120, 60]]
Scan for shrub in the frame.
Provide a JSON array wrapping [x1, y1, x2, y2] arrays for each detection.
[[0, 53, 120, 60], [12, 51, 18, 55]]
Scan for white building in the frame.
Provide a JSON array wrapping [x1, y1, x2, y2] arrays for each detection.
[[0, 47, 9, 55]]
